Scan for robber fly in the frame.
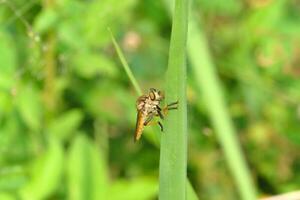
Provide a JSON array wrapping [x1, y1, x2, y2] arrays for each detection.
[[134, 88, 178, 142]]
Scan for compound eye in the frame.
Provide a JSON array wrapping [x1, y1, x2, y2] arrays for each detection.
[[149, 91, 155, 100]]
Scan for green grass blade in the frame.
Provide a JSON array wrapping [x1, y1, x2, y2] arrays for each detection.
[[159, 0, 188, 199], [109, 29, 142, 96], [187, 15, 257, 200]]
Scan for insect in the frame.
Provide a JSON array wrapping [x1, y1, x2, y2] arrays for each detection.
[[134, 88, 178, 142]]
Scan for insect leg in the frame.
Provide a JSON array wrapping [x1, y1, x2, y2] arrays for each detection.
[[143, 114, 154, 126], [163, 101, 179, 115], [158, 121, 163, 131], [167, 101, 179, 111], [143, 120, 164, 132], [156, 105, 162, 111], [142, 110, 165, 132], [156, 106, 165, 120], [167, 101, 179, 107]]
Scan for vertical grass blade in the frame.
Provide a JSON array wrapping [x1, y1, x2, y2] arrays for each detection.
[[159, 0, 188, 199], [187, 16, 257, 200]]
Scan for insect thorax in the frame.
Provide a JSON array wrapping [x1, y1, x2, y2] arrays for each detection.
[[136, 95, 160, 115]]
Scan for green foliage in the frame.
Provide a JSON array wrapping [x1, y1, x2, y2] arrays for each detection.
[[188, 13, 256, 200], [108, 177, 157, 200], [67, 134, 107, 200], [20, 139, 64, 200], [17, 84, 43, 132], [1, 0, 300, 199], [34, 8, 58, 33], [72, 52, 117, 79], [47, 109, 83, 141]]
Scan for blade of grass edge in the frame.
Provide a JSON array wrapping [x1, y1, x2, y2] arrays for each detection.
[[187, 15, 257, 200], [159, 0, 188, 199]]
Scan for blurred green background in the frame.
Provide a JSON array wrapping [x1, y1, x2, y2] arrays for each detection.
[[1, 0, 300, 199]]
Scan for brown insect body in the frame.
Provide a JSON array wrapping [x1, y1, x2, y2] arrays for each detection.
[[135, 89, 163, 141], [134, 88, 177, 142]]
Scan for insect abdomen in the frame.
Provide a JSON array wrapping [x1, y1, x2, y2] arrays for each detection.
[[134, 111, 145, 142]]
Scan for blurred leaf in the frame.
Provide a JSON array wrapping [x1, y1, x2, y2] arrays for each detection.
[[17, 84, 43, 131], [83, 0, 136, 46], [0, 92, 12, 115], [108, 177, 157, 200], [0, 170, 27, 191], [20, 139, 64, 200], [246, 0, 285, 33], [0, 113, 24, 164], [0, 193, 15, 200], [57, 0, 86, 49], [47, 109, 83, 141], [34, 8, 58, 34], [73, 52, 117, 78], [0, 30, 16, 91], [58, 22, 84, 49], [195, 0, 241, 15], [67, 134, 107, 200], [57, 0, 136, 49], [81, 82, 129, 121]]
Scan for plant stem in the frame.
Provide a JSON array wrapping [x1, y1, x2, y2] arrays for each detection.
[[43, 0, 57, 119]]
